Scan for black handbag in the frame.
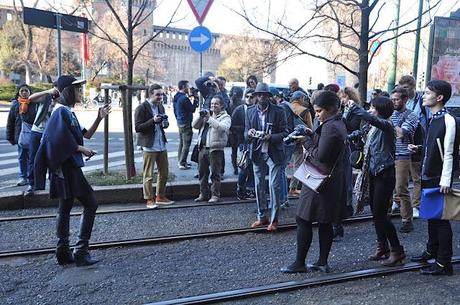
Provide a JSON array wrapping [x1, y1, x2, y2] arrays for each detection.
[[191, 144, 199, 163]]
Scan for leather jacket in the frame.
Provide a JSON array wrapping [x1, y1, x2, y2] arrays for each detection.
[[348, 104, 395, 176]]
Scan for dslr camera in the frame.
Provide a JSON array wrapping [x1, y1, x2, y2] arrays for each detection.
[[283, 124, 309, 145], [253, 131, 265, 139], [156, 114, 169, 128], [189, 87, 199, 100], [199, 109, 210, 118]]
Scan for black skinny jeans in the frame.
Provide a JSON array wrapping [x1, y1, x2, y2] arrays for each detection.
[[369, 167, 401, 249], [295, 216, 333, 265], [427, 219, 453, 265], [56, 191, 98, 251]]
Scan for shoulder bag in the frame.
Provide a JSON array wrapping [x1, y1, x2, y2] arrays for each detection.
[[294, 144, 344, 194]]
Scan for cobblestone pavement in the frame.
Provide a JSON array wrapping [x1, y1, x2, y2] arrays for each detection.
[[1, 201, 459, 305]]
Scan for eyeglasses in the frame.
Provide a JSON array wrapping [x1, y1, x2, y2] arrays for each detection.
[[154, 93, 163, 96]]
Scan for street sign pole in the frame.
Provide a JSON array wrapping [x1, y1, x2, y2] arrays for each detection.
[[200, 52, 203, 77], [55, 13, 62, 77]]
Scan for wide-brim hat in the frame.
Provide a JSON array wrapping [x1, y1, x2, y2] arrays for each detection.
[[253, 83, 272, 97]]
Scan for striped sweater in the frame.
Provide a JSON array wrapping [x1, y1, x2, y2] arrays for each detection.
[[390, 109, 419, 160]]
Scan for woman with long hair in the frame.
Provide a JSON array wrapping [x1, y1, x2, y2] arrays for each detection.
[[347, 96, 405, 266], [281, 90, 347, 273], [35, 75, 110, 266]]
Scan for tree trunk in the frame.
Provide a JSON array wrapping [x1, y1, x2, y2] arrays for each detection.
[[123, 0, 136, 179], [24, 62, 32, 84], [358, 1, 370, 102]]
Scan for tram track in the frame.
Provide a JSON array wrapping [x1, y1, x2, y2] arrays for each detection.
[[0, 213, 379, 259], [145, 257, 460, 305], [0, 198, 261, 223]]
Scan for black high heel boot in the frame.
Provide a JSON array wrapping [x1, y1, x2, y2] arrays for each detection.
[[333, 223, 344, 241], [73, 201, 99, 267], [56, 244, 74, 265]]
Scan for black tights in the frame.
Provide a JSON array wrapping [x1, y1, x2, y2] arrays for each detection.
[[295, 216, 333, 265]]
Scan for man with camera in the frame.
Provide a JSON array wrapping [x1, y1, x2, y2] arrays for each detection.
[[173, 80, 199, 170], [135, 83, 174, 208], [195, 72, 230, 110], [246, 83, 288, 232], [193, 95, 231, 203]]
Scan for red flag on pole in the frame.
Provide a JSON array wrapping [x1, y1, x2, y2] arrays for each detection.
[[81, 33, 89, 65]]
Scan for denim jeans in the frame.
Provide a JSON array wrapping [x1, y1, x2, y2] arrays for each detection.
[[237, 144, 254, 195], [17, 143, 29, 179], [253, 153, 282, 223], [27, 131, 43, 188], [280, 143, 295, 203], [178, 124, 193, 166]]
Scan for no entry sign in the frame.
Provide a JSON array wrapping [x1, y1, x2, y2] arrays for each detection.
[[187, 0, 214, 24]]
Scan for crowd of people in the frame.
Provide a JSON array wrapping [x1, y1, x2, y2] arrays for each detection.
[[5, 73, 457, 276]]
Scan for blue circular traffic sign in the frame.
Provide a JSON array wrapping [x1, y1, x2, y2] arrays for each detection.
[[188, 26, 212, 53]]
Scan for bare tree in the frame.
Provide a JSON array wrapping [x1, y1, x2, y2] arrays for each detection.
[[216, 34, 279, 81], [81, 0, 182, 178], [233, 0, 441, 100]]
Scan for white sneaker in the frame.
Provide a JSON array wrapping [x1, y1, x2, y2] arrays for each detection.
[[413, 207, 420, 219]]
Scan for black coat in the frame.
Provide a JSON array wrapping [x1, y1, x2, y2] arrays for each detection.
[[6, 99, 21, 144], [245, 103, 288, 165], [297, 114, 348, 223]]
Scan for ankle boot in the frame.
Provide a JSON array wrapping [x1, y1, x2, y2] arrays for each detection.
[[73, 240, 99, 267], [56, 245, 74, 265], [381, 246, 406, 267], [333, 223, 344, 240], [368, 241, 390, 261]]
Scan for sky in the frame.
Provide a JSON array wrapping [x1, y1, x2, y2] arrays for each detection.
[[3, 0, 460, 85]]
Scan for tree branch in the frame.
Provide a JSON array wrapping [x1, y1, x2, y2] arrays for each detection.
[[103, 0, 128, 36], [369, 0, 441, 39]]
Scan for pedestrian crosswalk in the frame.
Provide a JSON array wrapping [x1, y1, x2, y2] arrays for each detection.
[[0, 150, 179, 177]]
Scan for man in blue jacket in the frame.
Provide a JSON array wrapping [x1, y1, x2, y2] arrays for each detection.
[[173, 80, 198, 169], [245, 83, 288, 232]]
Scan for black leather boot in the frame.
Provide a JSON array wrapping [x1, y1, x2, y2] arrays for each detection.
[[73, 204, 99, 267], [56, 240, 74, 265], [420, 262, 453, 276], [333, 223, 344, 241], [73, 240, 99, 267], [56, 207, 74, 265], [368, 241, 390, 261], [411, 250, 435, 263]]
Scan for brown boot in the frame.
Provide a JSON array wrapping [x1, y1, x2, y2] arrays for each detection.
[[368, 241, 390, 261], [381, 246, 406, 267]]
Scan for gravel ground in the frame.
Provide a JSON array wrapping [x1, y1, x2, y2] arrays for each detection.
[[225, 271, 460, 305], [0, 199, 298, 252], [1, 214, 459, 305]]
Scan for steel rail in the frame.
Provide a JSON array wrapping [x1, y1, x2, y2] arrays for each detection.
[[0, 198, 261, 223], [146, 257, 460, 305], [0, 213, 375, 259]]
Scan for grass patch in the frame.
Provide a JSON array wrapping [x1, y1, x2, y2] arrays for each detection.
[[85, 171, 176, 186]]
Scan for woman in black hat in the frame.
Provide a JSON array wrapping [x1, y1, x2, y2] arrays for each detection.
[[35, 75, 110, 266]]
